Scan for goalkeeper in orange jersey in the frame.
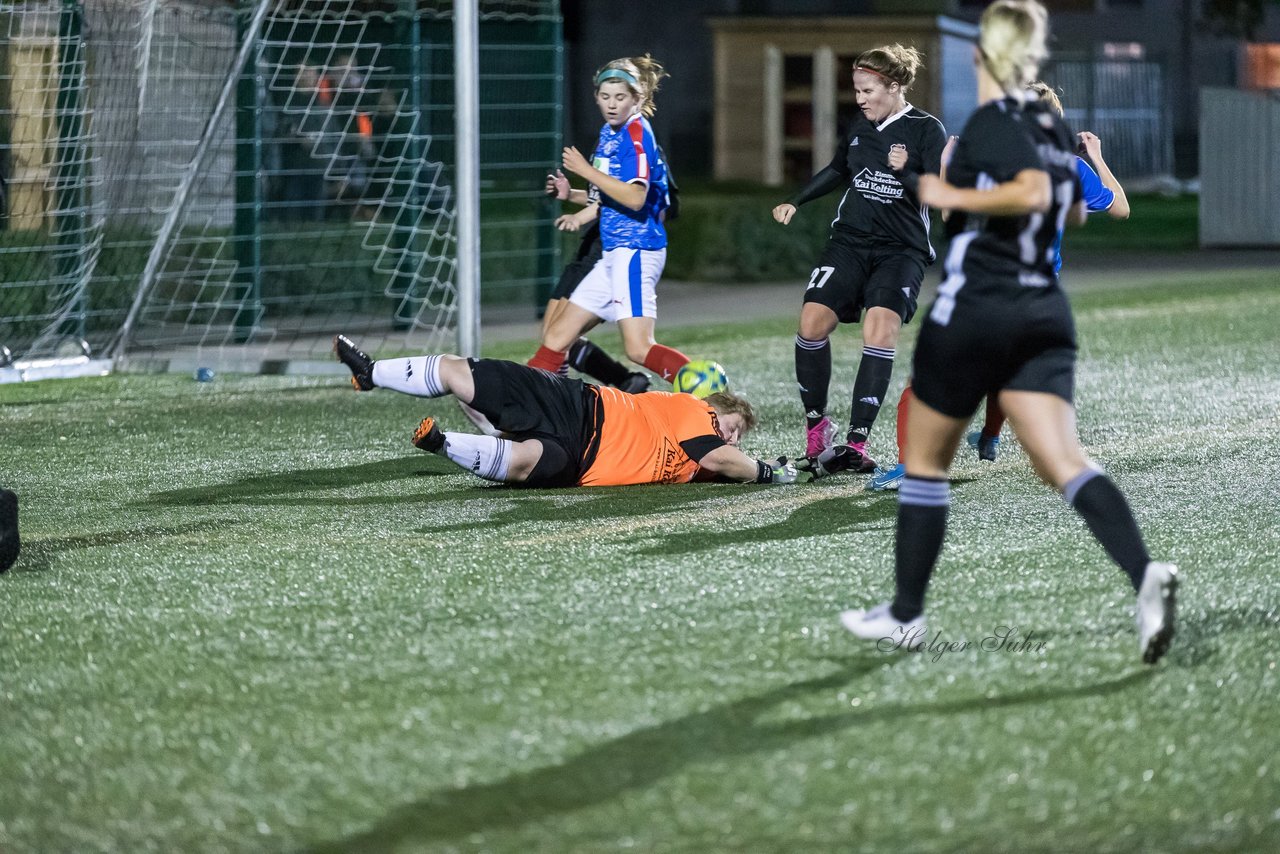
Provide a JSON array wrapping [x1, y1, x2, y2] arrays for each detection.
[[334, 335, 807, 487]]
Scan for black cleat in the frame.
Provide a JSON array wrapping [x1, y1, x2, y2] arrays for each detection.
[[617, 372, 651, 394], [0, 488, 19, 573], [334, 334, 375, 391], [799, 443, 877, 479], [844, 441, 878, 474], [412, 416, 446, 453], [967, 430, 1000, 462]]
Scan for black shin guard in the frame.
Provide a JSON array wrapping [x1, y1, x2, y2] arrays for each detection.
[[848, 346, 895, 444], [795, 335, 832, 430], [568, 338, 632, 387]]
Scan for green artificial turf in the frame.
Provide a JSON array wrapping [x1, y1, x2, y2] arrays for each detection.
[[2, 270, 1278, 853]]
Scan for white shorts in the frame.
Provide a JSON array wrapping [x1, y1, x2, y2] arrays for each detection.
[[568, 246, 666, 323]]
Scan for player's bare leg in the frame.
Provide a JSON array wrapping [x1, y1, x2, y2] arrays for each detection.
[[540, 297, 570, 338], [900, 395, 967, 480], [995, 391, 1087, 490], [1000, 389, 1177, 663], [531, 301, 601, 373], [567, 320, 647, 392], [618, 316, 688, 383]]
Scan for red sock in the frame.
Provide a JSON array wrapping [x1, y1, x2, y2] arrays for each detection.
[[982, 394, 1006, 439], [528, 345, 566, 374], [896, 384, 913, 464], [642, 344, 689, 382]]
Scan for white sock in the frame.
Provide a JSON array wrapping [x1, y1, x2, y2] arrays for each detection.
[[442, 432, 512, 482], [371, 355, 445, 397]]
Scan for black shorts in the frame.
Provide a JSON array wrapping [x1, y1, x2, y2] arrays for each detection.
[[465, 359, 602, 487], [802, 232, 925, 324], [549, 226, 604, 301], [911, 281, 1077, 419]]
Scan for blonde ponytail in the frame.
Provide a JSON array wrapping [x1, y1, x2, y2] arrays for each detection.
[[979, 0, 1049, 93], [594, 54, 669, 117], [1028, 80, 1063, 116], [853, 43, 924, 90]]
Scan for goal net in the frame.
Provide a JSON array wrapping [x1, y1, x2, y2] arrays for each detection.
[[0, 0, 562, 380]]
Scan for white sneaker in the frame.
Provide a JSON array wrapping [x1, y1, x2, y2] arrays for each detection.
[[1137, 562, 1178, 664], [840, 601, 926, 650]]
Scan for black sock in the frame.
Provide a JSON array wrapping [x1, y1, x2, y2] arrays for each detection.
[[0, 488, 19, 573], [848, 345, 895, 444], [892, 476, 949, 622], [1065, 469, 1151, 590], [795, 335, 831, 430], [567, 338, 631, 386]]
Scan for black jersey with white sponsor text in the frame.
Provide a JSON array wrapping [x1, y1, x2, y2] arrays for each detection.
[[825, 105, 947, 261], [942, 97, 1082, 286]]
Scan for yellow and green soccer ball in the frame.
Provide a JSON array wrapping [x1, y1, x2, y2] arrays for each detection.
[[672, 359, 729, 398]]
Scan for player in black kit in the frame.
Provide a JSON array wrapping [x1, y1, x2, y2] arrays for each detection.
[[772, 43, 947, 475], [838, 0, 1177, 664]]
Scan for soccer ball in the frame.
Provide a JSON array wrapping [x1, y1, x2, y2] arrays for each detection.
[[672, 360, 729, 398]]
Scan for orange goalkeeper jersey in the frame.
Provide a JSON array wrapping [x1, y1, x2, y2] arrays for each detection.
[[578, 387, 726, 487]]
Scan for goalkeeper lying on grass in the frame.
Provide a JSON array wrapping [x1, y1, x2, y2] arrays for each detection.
[[335, 335, 808, 487]]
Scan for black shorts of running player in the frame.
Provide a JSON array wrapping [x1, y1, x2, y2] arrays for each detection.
[[549, 223, 604, 301], [803, 229, 926, 325], [911, 280, 1077, 419], [465, 359, 603, 487]]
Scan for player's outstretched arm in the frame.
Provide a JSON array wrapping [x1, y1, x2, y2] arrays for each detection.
[[773, 164, 848, 224], [914, 169, 1050, 216], [940, 135, 958, 180], [555, 203, 599, 232], [936, 135, 960, 221], [1077, 131, 1130, 220], [563, 146, 646, 211], [546, 169, 591, 208], [698, 445, 808, 484], [1066, 199, 1087, 227]]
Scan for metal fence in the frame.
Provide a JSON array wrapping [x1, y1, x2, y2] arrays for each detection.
[[0, 0, 562, 376], [1199, 87, 1280, 247], [1041, 56, 1173, 182]]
